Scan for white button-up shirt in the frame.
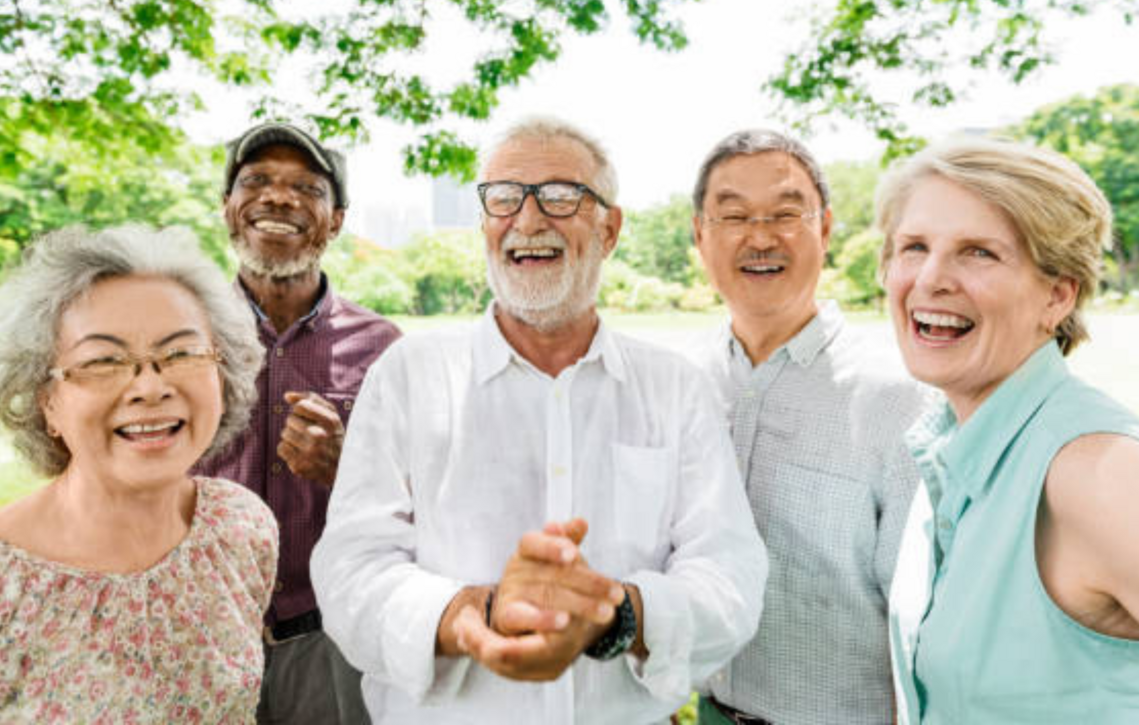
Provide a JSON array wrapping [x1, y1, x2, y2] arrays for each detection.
[[311, 308, 768, 724]]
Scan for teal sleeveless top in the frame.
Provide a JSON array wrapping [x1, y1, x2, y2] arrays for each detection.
[[889, 342, 1139, 725]]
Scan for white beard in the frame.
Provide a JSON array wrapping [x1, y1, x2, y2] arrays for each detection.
[[487, 229, 606, 333], [232, 235, 325, 280]]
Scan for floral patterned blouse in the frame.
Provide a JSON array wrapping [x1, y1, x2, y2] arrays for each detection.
[[0, 477, 278, 724]]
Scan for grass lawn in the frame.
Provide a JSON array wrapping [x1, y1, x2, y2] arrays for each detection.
[[3, 309, 1136, 507]]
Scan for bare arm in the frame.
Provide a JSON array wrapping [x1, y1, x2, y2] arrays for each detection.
[[1037, 433, 1139, 639]]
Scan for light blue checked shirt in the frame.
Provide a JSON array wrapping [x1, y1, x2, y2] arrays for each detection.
[[693, 301, 930, 725]]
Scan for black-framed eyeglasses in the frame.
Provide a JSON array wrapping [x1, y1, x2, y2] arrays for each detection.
[[477, 181, 610, 218]]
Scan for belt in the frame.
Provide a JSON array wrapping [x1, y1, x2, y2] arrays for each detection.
[[708, 697, 774, 725], [264, 610, 322, 645]]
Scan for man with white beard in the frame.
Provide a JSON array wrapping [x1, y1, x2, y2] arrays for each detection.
[[311, 117, 768, 724]]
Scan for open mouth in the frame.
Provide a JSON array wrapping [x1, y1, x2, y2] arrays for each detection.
[[252, 218, 302, 235], [912, 310, 975, 342], [508, 247, 564, 265], [739, 262, 785, 276], [115, 419, 185, 442]]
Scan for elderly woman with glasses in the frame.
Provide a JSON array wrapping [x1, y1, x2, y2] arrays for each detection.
[[879, 138, 1139, 724], [0, 226, 275, 723]]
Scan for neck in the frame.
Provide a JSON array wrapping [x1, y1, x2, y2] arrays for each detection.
[[239, 267, 322, 333], [49, 466, 196, 573], [494, 304, 599, 378], [730, 300, 820, 365]]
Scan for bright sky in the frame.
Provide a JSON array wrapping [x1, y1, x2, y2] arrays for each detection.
[[186, 0, 1139, 237]]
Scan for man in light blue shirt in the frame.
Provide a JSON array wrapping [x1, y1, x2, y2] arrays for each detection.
[[689, 129, 928, 725]]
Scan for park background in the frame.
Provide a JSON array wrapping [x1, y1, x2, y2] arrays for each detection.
[[3, 0, 1139, 509]]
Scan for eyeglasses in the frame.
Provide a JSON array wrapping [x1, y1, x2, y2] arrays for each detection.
[[703, 209, 823, 237], [49, 345, 223, 387], [477, 181, 610, 218]]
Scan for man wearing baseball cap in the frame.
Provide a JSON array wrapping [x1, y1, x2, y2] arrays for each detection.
[[197, 121, 401, 723]]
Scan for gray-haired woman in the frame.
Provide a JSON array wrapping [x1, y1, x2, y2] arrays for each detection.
[[0, 226, 276, 723]]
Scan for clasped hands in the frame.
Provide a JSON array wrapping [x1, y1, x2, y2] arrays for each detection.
[[438, 519, 629, 681]]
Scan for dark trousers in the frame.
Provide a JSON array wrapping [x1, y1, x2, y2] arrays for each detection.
[[256, 630, 370, 725]]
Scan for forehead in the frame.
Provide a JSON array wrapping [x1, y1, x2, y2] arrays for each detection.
[[239, 144, 325, 178], [58, 275, 211, 346], [706, 152, 820, 207], [482, 136, 597, 184], [896, 175, 1020, 242]]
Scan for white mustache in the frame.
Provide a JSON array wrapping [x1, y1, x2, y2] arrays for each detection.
[[502, 230, 568, 254]]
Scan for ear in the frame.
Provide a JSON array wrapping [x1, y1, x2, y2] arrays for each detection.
[[819, 208, 833, 253], [692, 213, 705, 250], [1046, 276, 1079, 330], [37, 386, 59, 438], [330, 208, 346, 239], [600, 205, 623, 257]]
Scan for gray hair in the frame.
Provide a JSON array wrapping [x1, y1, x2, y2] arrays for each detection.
[[0, 225, 265, 476], [692, 129, 830, 214], [481, 116, 619, 206]]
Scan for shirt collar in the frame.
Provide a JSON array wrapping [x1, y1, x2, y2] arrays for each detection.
[[907, 340, 1068, 500], [472, 303, 626, 385], [725, 299, 844, 369], [236, 273, 331, 326]]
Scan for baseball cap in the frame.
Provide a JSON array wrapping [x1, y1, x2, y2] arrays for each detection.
[[224, 122, 349, 208]]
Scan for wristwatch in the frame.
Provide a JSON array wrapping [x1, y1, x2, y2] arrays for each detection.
[[585, 586, 636, 660]]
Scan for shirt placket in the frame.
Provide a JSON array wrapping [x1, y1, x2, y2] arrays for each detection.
[[544, 365, 576, 725]]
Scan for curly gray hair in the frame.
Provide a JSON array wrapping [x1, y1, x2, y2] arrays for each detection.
[[0, 225, 264, 476]]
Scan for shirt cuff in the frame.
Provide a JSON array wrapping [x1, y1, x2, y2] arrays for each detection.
[[622, 569, 693, 705], [380, 572, 470, 703]]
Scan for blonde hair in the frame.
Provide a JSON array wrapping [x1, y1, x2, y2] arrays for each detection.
[[876, 136, 1112, 355]]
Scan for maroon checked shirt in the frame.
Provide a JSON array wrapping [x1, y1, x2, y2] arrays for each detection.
[[196, 276, 401, 625]]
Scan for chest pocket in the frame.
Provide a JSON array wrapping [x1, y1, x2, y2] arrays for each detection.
[[320, 391, 357, 424], [611, 443, 674, 570]]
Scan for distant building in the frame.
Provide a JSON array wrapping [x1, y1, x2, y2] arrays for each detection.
[[432, 176, 479, 229]]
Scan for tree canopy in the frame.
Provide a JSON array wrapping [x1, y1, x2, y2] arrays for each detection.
[[2, 0, 694, 181], [767, 0, 1139, 159]]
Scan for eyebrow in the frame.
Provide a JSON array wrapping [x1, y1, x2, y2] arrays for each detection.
[[69, 329, 205, 351], [712, 188, 810, 206]]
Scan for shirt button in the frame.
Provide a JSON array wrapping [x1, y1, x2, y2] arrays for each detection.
[[275, 348, 284, 357], [938, 517, 952, 530], [273, 404, 284, 415], [552, 465, 567, 477], [271, 462, 282, 474], [274, 580, 284, 593], [343, 400, 353, 411]]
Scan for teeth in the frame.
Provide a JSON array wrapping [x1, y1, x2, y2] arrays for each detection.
[[120, 421, 178, 434], [511, 248, 560, 259], [742, 264, 783, 273], [254, 220, 300, 234], [913, 310, 973, 328]]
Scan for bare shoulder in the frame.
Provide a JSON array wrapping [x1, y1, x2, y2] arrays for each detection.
[[1048, 433, 1139, 517]]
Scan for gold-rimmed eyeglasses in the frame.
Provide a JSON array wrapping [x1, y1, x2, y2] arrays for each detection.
[[49, 345, 224, 387]]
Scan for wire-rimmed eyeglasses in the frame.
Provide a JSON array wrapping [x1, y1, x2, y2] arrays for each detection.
[[477, 181, 610, 218], [703, 209, 823, 237]]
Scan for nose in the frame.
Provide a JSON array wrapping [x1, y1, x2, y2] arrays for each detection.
[[739, 223, 779, 250], [511, 193, 550, 236], [124, 359, 173, 402], [259, 182, 300, 207], [912, 250, 958, 295]]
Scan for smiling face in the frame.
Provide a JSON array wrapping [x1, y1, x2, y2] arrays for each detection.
[[41, 275, 225, 492], [884, 175, 1076, 422], [224, 144, 344, 280], [481, 135, 621, 332], [693, 152, 831, 343]]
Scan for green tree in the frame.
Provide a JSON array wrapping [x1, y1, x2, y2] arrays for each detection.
[[0, 97, 230, 266], [401, 229, 489, 315], [615, 194, 695, 284], [824, 159, 880, 260], [2, 0, 695, 181], [767, 0, 1139, 159], [322, 235, 416, 314], [1011, 83, 1139, 289]]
